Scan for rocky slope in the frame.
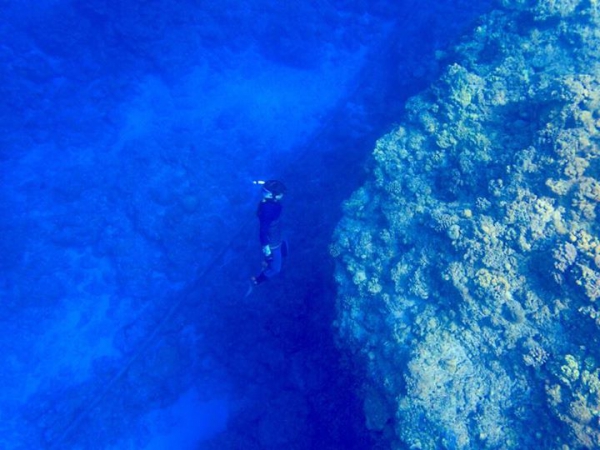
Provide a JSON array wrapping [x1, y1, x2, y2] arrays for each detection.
[[332, 0, 600, 448]]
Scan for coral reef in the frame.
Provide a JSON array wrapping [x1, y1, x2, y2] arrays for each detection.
[[333, 0, 600, 448]]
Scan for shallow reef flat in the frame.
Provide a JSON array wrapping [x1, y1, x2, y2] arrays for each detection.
[[333, 0, 600, 448]]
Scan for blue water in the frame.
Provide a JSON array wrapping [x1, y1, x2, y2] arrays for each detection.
[[0, 1, 492, 449]]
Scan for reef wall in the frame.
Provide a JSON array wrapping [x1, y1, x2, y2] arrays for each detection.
[[332, 0, 600, 448]]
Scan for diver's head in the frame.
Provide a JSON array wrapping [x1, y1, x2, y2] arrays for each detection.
[[261, 179, 286, 201]]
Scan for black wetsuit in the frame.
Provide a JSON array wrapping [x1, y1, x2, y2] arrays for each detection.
[[258, 199, 282, 248], [255, 198, 283, 284]]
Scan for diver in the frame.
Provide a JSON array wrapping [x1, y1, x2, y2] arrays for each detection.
[[251, 179, 287, 286]]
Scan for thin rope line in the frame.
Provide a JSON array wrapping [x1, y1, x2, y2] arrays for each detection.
[[47, 217, 252, 447]]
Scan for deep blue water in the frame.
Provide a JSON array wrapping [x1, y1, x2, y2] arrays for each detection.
[[0, 1, 492, 449]]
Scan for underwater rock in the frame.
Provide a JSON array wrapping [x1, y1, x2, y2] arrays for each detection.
[[333, 0, 600, 448]]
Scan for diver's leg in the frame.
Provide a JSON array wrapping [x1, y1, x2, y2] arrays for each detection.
[[252, 246, 282, 285], [263, 246, 282, 278]]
